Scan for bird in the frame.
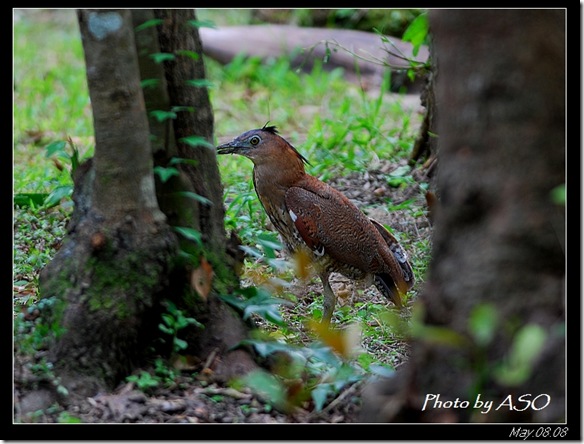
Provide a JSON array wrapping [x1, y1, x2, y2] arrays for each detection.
[[216, 124, 414, 325]]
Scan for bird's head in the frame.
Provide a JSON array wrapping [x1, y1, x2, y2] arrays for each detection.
[[216, 124, 309, 167]]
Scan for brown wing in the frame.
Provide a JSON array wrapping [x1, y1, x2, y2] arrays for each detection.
[[284, 178, 388, 272], [285, 191, 324, 254]]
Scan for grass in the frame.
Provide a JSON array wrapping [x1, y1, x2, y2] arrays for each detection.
[[13, 9, 431, 403], [14, 10, 93, 194]]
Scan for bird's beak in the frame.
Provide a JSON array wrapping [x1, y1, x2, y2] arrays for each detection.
[[216, 141, 242, 155]]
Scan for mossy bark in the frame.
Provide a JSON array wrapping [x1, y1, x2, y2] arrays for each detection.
[[39, 206, 177, 396], [24, 10, 180, 408]]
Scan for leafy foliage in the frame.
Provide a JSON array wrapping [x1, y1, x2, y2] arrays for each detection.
[[154, 165, 180, 183], [173, 226, 203, 247], [234, 335, 368, 413], [158, 300, 204, 353], [15, 138, 81, 209], [401, 12, 429, 56], [14, 9, 431, 417], [493, 324, 548, 386], [220, 287, 291, 327], [126, 358, 182, 393]]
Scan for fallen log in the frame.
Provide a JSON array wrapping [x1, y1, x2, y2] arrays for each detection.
[[199, 25, 429, 92]]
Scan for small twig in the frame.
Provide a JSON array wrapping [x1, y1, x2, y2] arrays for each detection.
[[303, 38, 427, 72], [378, 35, 419, 63], [307, 381, 361, 420], [201, 386, 252, 400], [202, 347, 219, 371]]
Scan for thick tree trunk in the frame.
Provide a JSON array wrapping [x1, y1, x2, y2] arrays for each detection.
[[30, 10, 178, 407], [18, 11, 257, 417], [131, 9, 176, 158], [361, 9, 565, 423], [135, 9, 257, 381], [153, 10, 238, 275]]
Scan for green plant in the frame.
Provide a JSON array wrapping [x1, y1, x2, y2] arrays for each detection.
[[156, 357, 180, 384], [158, 300, 204, 354], [385, 165, 414, 188], [126, 370, 160, 391], [14, 11, 432, 406], [466, 304, 553, 390], [125, 357, 182, 393], [401, 12, 429, 56], [233, 335, 369, 413], [397, 10, 430, 83], [219, 286, 292, 328], [493, 325, 548, 386], [237, 232, 288, 273], [14, 296, 66, 355], [14, 138, 82, 210], [14, 295, 71, 401], [57, 411, 82, 423], [23, 355, 70, 398], [13, 207, 68, 301]]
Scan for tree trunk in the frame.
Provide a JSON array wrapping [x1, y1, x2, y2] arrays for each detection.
[[153, 9, 229, 259], [19, 10, 258, 416], [409, 44, 437, 174], [143, 9, 256, 381], [34, 10, 178, 403], [361, 9, 565, 424]]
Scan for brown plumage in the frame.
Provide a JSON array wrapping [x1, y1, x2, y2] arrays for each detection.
[[217, 124, 414, 324]]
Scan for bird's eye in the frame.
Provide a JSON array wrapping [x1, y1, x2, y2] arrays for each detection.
[[249, 136, 260, 146]]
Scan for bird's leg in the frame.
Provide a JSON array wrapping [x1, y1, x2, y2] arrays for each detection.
[[319, 271, 336, 326]]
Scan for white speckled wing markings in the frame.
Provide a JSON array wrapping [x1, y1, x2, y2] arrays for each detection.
[[369, 218, 415, 287]]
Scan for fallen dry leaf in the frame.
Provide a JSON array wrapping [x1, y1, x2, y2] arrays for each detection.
[[307, 320, 363, 359], [191, 257, 214, 300], [292, 249, 314, 281]]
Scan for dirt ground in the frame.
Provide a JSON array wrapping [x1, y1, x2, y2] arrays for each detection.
[[13, 6, 435, 429], [14, 150, 432, 426]]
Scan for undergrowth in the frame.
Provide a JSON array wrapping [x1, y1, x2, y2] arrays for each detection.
[[14, 9, 431, 418]]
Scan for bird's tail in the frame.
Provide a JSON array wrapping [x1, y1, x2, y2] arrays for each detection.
[[369, 218, 414, 309], [369, 218, 415, 288], [374, 273, 404, 309]]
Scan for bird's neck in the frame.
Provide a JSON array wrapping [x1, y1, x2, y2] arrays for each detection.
[[252, 156, 306, 204]]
